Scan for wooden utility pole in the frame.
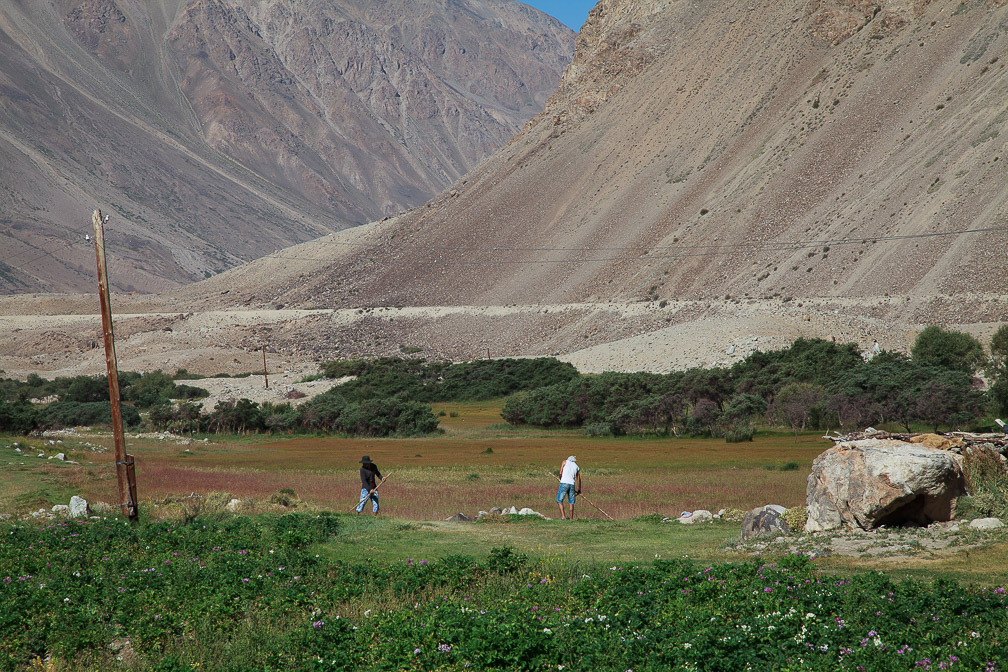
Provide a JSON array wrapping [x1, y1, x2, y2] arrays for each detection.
[[93, 209, 137, 521], [262, 344, 269, 389]]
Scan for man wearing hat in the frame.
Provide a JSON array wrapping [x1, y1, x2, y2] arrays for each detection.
[[556, 455, 581, 520], [356, 455, 383, 514]]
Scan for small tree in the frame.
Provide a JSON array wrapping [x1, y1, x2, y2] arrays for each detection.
[[771, 383, 825, 439], [911, 325, 986, 375], [915, 380, 963, 432], [688, 398, 721, 436], [989, 324, 1008, 416]]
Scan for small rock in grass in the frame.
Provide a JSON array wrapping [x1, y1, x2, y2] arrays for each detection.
[[968, 517, 1004, 530], [679, 510, 713, 524], [69, 496, 89, 518], [52, 504, 70, 517]]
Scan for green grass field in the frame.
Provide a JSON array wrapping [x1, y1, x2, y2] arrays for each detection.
[[3, 397, 1007, 585]]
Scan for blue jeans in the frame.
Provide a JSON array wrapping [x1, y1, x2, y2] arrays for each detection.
[[557, 483, 576, 504], [356, 487, 378, 513]]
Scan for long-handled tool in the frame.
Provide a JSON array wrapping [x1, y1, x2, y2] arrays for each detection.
[[548, 471, 614, 521], [351, 471, 392, 512]]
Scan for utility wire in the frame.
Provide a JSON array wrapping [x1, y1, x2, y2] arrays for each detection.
[[2, 223, 1005, 270], [258, 223, 1008, 265]]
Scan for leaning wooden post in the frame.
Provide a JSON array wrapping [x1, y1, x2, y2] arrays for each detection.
[[93, 209, 137, 521], [262, 344, 269, 389]]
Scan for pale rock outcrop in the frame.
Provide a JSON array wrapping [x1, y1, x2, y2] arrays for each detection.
[[805, 439, 966, 533]]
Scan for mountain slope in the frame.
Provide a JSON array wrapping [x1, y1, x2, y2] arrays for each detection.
[[0, 0, 574, 293], [251, 0, 1007, 325]]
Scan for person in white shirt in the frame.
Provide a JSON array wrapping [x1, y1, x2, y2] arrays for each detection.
[[556, 455, 582, 520]]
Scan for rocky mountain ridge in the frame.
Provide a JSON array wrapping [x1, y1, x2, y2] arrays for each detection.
[[0, 0, 574, 293], [2, 0, 1007, 380], [223, 0, 1006, 324]]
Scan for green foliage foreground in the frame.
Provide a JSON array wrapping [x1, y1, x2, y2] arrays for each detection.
[[1, 516, 1006, 671]]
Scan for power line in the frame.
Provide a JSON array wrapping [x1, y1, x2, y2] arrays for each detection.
[[260, 223, 1008, 265], [2, 222, 1005, 272]]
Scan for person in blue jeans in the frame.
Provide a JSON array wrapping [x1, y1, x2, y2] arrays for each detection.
[[556, 455, 581, 520], [356, 455, 383, 514]]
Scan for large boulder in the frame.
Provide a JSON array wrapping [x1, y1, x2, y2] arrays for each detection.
[[741, 505, 789, 539], [805, 439, 966, 533]]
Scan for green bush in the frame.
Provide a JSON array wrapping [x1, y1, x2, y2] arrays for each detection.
[[42, 401, 141, 430], [962, 446, 1008, 518], [320, 357, 578, 403], [0, 399, 41, 434], [148, 400, 204, 434], [723, 423, 754, 443], [205, 398, 264, 434], [298, 392, 439, 437], [782, 506, 807, 534], [912, 325, 986, 375]]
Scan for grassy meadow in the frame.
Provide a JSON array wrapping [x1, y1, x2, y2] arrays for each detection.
[[4, 397, 1008, 581], [3, 399, 821, 521], [4, 398, 1008, 671]]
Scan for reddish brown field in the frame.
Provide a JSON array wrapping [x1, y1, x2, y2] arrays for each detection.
[[59, 411, 827, 520]]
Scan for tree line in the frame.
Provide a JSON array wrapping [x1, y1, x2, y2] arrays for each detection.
[[502, 325, 1008, 440], [1, 327, 1005, 439]]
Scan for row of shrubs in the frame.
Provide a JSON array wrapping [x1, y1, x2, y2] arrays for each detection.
[[0, 391, 440, 438], [0, 370, 207, 409], [146, 393, 440, 437], [0, 357, 577, 437], [2, 326, 1005, 439], [319, 356, 579, 402], [504, 326, 1008, 438]]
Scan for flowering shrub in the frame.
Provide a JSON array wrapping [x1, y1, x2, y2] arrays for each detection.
[[0, 517, 1005, 671]]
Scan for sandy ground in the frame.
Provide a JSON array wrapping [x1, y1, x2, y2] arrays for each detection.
[[0, 295, 1000, 376]]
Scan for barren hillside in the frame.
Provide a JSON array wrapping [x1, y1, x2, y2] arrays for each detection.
[[2, 0, 1006, 381], [225, 0, 1008, 321], [0, 0, 574, 293]]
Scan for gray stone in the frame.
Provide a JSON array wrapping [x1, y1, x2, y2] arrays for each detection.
[[226, 498, 242, 512], [445, 513, 473, 522], [477, 510, 489, 518], [51, 504, 70, 517], [489, 507, 503, 515], [49, 452, 66, 461], [680, 509, 714, 524], [504, 506, 519, 515], [741, 505, 790, 539], [968, 517, 1004, 530], [69, 496, 89, 518], [805, 439, 966, 533]]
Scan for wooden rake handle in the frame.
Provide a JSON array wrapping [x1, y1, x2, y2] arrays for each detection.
[[351, 471, 392, 511]]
